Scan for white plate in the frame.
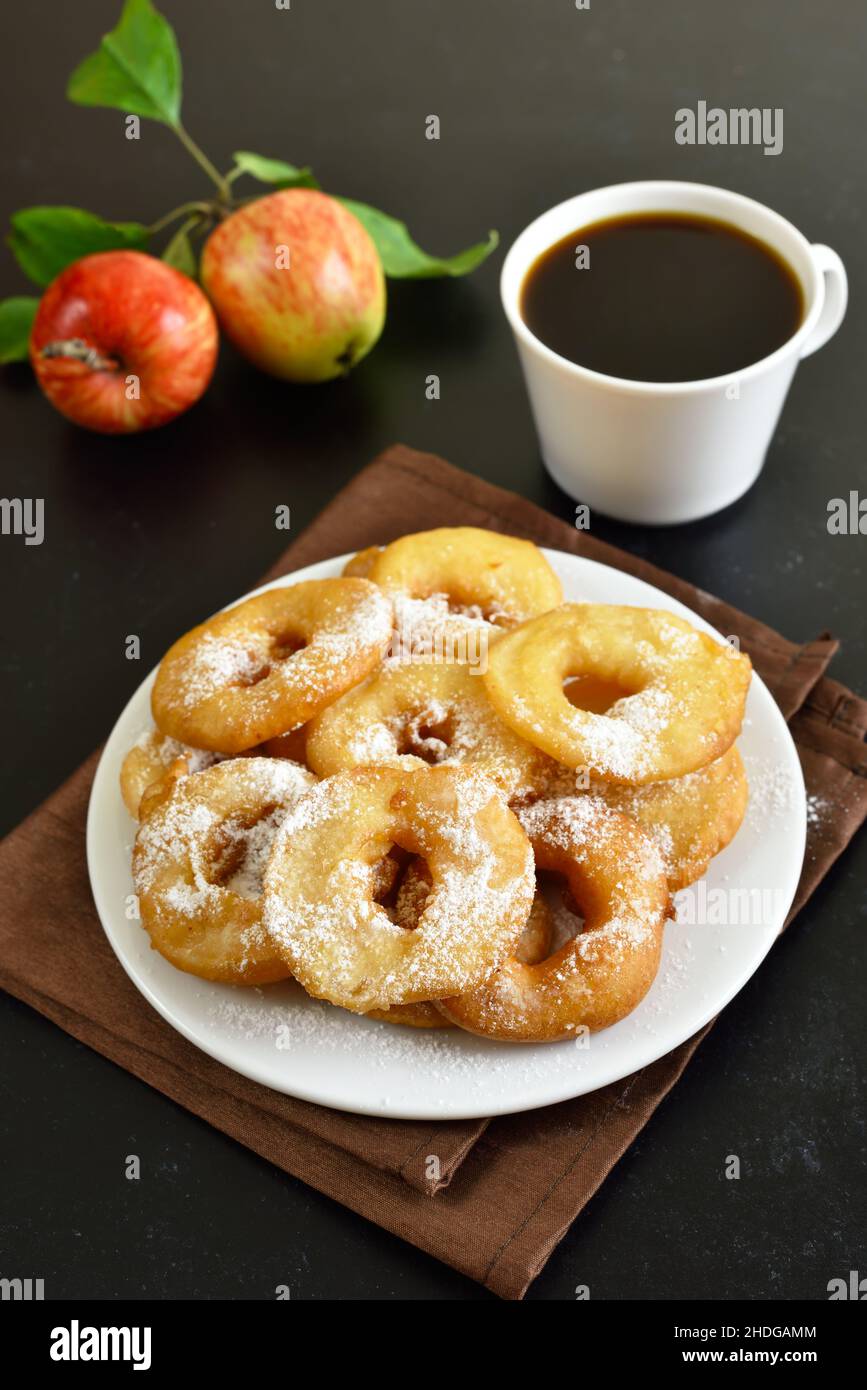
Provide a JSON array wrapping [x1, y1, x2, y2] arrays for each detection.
[[87, 549, 806, 1120]]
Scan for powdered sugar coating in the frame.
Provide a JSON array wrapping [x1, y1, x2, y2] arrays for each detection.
[[133, 728, 220, 773], [386, 591, 497, 665]]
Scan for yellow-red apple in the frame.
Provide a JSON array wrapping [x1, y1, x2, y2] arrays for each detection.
[[29, 251, 218, 433], [201, 189, 385, 383]]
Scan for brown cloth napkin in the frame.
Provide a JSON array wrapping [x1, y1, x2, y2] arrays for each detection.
[[1, 445, 865, 1299]]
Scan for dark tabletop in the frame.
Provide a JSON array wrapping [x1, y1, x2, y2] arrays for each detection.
[[1, 0, 865, 1301]]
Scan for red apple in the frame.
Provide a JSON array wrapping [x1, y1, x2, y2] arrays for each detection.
[[200, 189, 385, 383], [30, 250, 219, 433]]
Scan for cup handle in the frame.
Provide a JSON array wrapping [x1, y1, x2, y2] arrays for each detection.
[[800, 245, 848, 358]]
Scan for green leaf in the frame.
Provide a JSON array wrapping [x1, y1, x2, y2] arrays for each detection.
[[336, 198, 498, 278], [67, 0, 182, 127], [8, 207, 149, 287], [162, 224, 198, 278], [0, 297, 39, 364], [231, 151, 319, 189]]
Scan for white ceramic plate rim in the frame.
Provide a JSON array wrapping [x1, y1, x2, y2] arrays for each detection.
[[87, 548, 806, 1120]]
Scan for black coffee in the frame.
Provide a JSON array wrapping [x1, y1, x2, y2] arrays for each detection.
[[520, 212, 804, 383]]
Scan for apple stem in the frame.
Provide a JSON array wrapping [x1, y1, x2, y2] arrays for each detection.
[[40, 339, 120, 372], [174, 123, 231, 204], [148, 200, 215, 236]]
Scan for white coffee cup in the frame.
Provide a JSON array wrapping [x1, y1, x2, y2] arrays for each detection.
[[500, 181, 847, 525]]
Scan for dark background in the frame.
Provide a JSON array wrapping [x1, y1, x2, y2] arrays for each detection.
[[1, 0, 864, 1301]]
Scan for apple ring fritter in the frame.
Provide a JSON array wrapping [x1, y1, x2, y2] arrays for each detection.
[[262, 765, 535, 1013], [151, 578, 393, 754], [306, 659, 553, 800], [595, 745, 749, 891], [120, 731, 224, 819], [367, 527, 562, 627], [530, 745, 749, 892], [484, 604, 751, 785], [437, 797, 670, 1041], [133, 757, 317, 984]]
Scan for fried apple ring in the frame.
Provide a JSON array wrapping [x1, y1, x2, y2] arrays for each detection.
[[596, 745, 749, 891], [366, 860, 553, 1028], [484, 604, 751, 784], [262, 765, 535, 1013], [151, 578, 393, 754], [437, 797, 670, 1041], [306, 660, 552, 799], [529, 745, 749, 891], [133, 757, 316, 984], [120, 731, 224, 818], [367, 527, 562, 627]]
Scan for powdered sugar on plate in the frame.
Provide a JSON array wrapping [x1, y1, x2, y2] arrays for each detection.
[[743, 753, 800, 826], [204, 984, 600, 1096], [744, 752, 830, 833]]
